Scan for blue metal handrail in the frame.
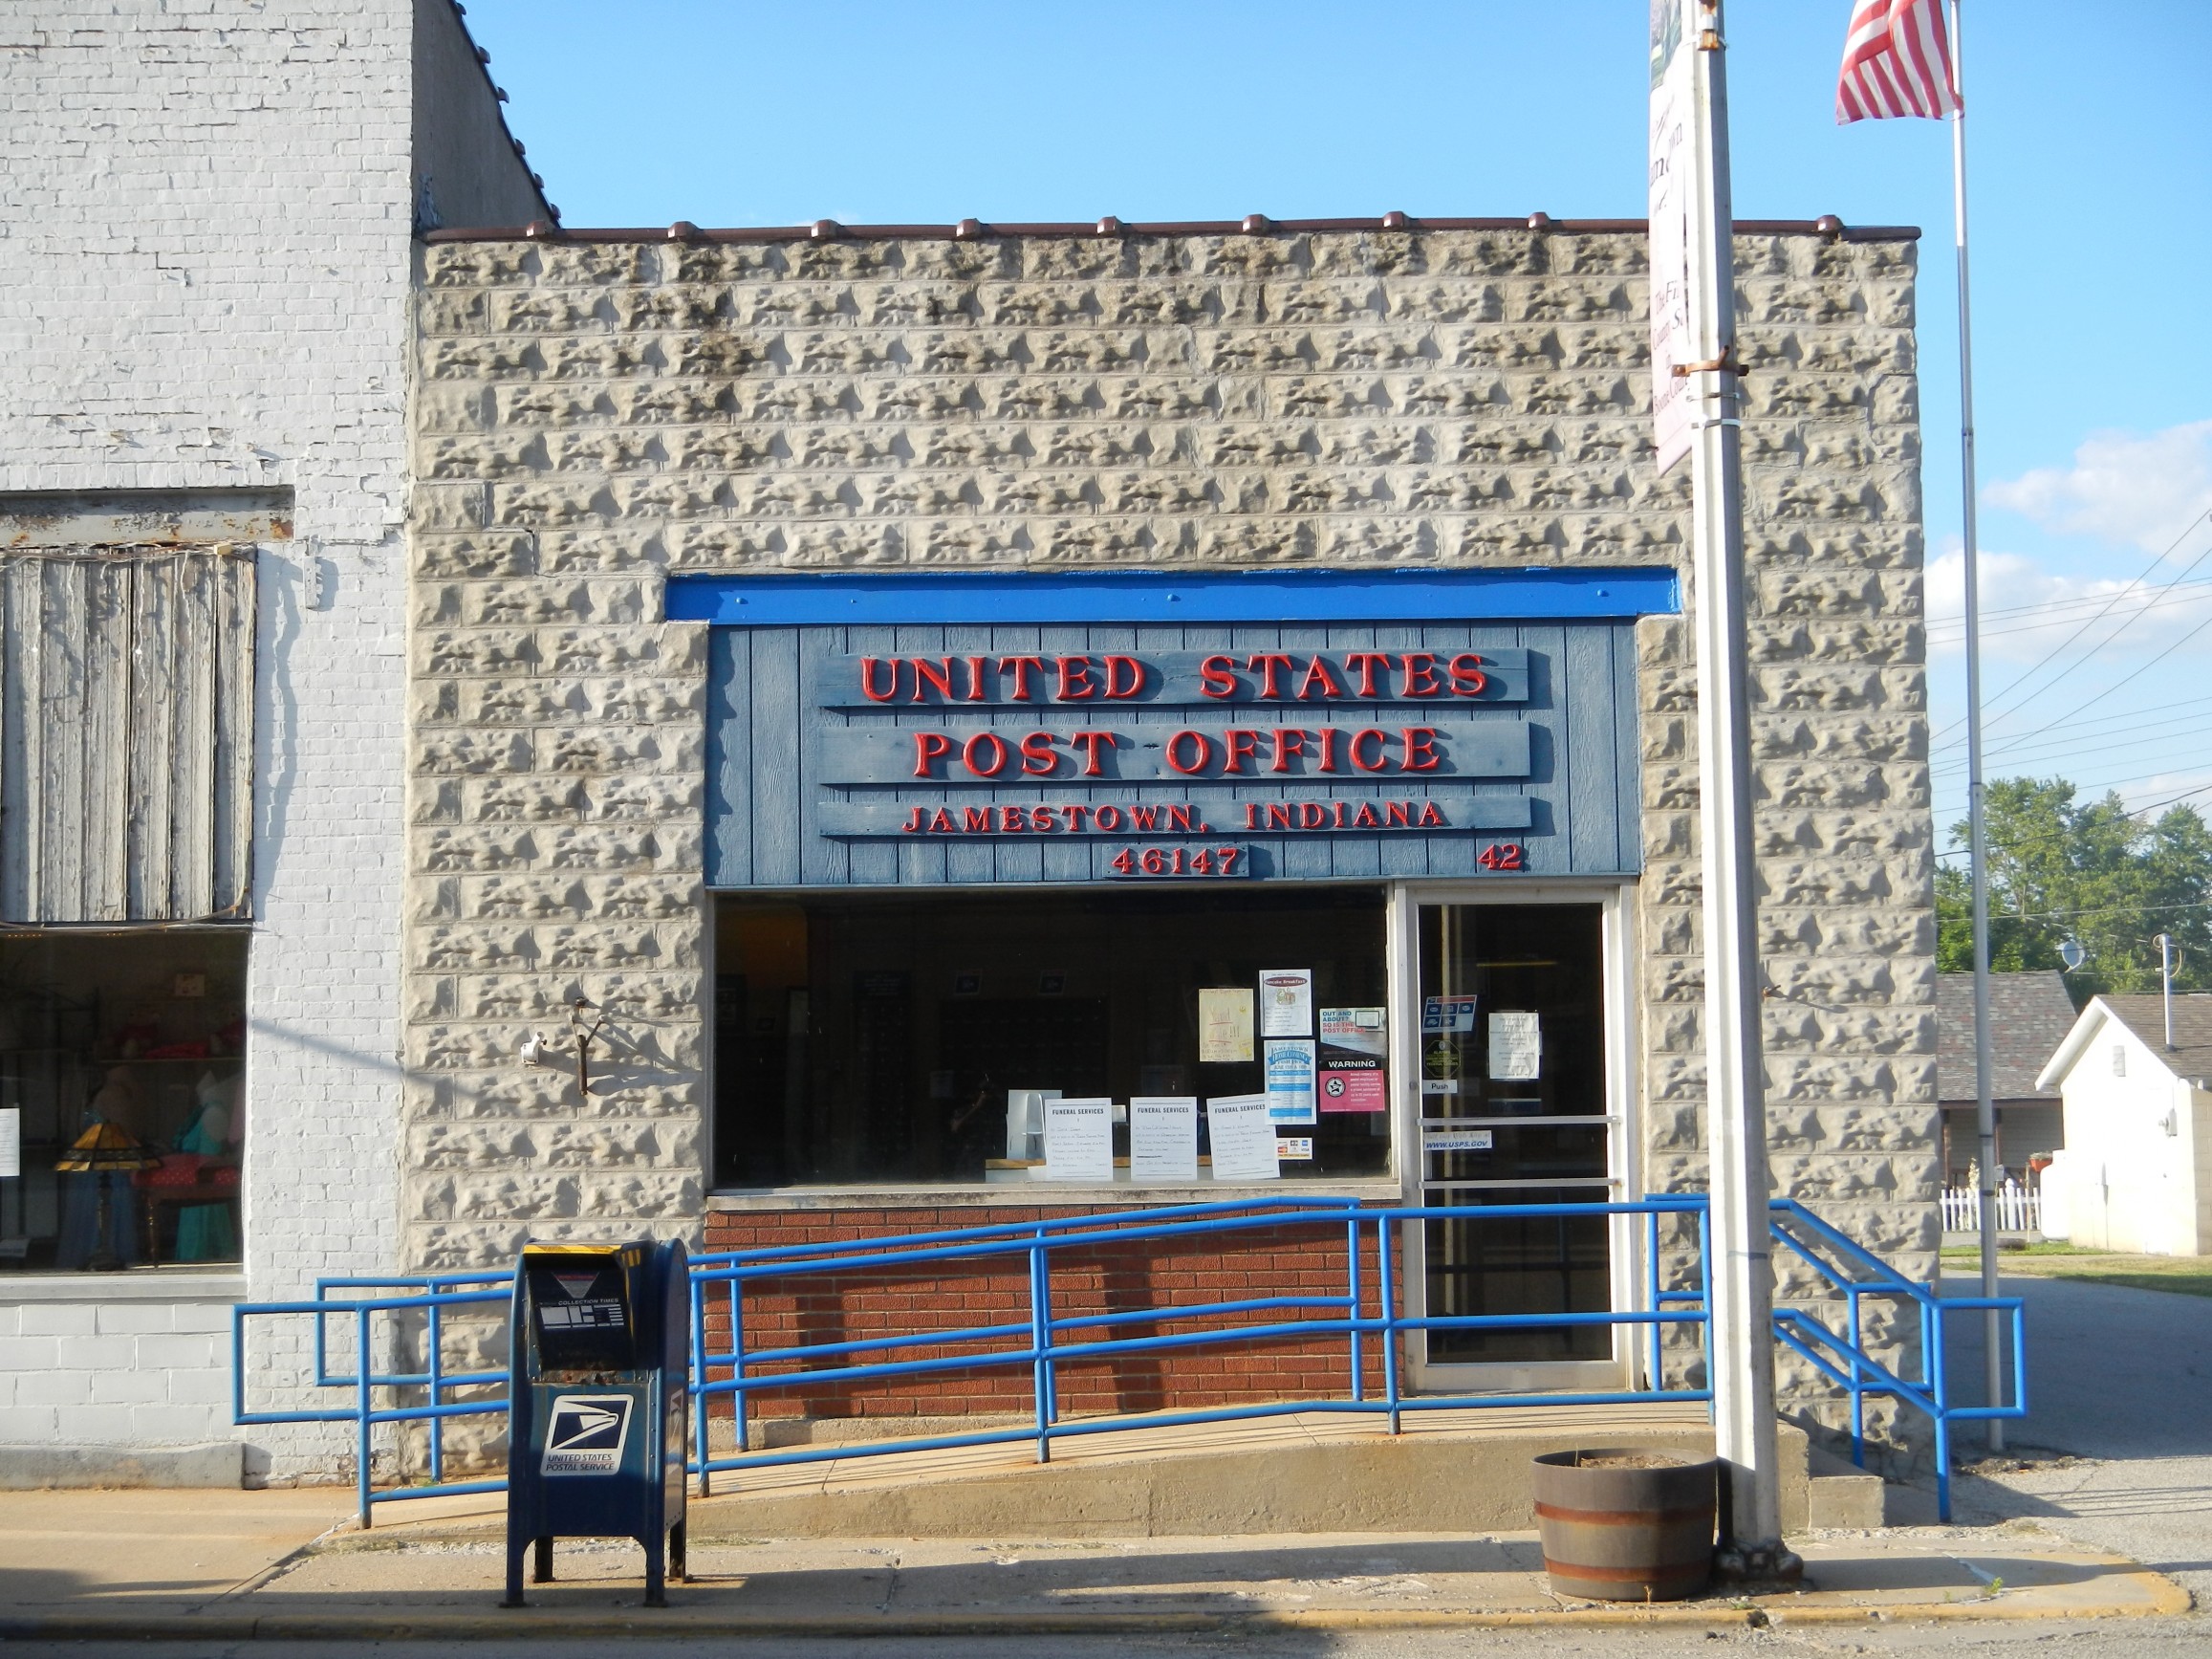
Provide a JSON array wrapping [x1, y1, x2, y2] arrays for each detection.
[[684, 1195, 1713, 1488], [231, 1190, 2022, 1528], [1767, 1196, 2027, 1519]]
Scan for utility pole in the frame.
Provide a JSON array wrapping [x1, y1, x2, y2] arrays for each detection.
[[2158, 933, 2179, 1050], [1678, 0, 1799, 1583]]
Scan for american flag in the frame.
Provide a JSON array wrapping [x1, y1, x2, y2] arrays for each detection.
[[1835, 0, 1961, 123]]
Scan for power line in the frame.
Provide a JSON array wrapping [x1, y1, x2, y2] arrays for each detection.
[[1985, 602, 2212, 752], [1927, 508, 2212, 752], [1927, 576, 2212, 638], [1931, 704, 2212, 775]]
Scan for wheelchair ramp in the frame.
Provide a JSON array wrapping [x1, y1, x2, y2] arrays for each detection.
[[685, 1402, 1821, 1538]]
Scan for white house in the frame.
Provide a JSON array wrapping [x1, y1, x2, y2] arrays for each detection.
[[2038, 993, 2212, 1256]]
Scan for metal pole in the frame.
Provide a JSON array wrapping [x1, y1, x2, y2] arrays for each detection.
[[1950, 0, 2005, 1454], [1683, 0, 1796, 1583], [2159, 934, 2176, 1049]]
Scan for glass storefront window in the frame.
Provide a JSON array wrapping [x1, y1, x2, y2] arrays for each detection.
[[0, 929, 248, 1273], [712, 886, 1391, 1189]]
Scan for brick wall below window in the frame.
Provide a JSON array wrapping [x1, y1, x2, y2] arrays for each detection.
[[701, 1204, 1399, 1421]]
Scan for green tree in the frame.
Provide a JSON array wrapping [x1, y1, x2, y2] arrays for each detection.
[[1937, 777, 2212, 997]]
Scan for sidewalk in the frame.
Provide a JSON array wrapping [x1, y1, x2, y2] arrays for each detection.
[[0, 1486, 2190, 1639]]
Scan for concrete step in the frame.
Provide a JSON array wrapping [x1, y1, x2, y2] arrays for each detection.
[[670, 1404, 1818, 1539], [1805, 1443, 1888, 1529]]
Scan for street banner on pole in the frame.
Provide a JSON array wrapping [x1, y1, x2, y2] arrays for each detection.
[[1647, 0, 1695, 474]]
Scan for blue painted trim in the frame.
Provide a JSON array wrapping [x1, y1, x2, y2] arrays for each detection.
[[666, 567, 1681, 626]]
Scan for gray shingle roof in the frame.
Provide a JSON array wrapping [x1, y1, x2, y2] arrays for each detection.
[[2085, 994, 2212, 1081], [1936, 971, 2078, 1103]]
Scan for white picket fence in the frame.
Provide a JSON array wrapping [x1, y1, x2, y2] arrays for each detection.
[[1941, 1180, 2041, 1234]]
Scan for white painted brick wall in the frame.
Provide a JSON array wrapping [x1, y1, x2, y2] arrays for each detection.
[[0, 1299, 237, 1448], [1, 0, 527, 1480]]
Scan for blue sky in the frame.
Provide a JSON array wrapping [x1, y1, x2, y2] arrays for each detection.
[[465, 1, 2212, 843]]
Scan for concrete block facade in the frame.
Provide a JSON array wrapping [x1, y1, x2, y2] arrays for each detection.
[[1, 0, 539, 1480], [407, 223, 1938, 1453]]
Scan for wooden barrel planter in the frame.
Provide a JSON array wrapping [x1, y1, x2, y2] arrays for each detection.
[[1530, 1448, 1719, 1602]]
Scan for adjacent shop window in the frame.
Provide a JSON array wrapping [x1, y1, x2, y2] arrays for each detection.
[[712, 887, 1390, 1189], [0, 929, 247, 1273]]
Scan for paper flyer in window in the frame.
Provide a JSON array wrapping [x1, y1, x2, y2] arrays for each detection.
[[1318, 1005, 1388, 1114], [1042, 1096, 1115, 1183], [1256, 969, 1313, 1038], [1487, 1011, 1542, 1081], [1129, 1096, 1199, 1184], [1318, 1006, 1387, 1060], [1198, 988, 1255, 1064], [1264, 1039, 1316, 1124], [1319, 1069, 1387, 1113], [0, 1107, 17, 1179], [1205, 1093, 1279, 1182]]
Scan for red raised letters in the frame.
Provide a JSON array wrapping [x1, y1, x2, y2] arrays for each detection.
[[1400, 727, 1441, 772], [1295, 656, 1346, 700], [1198, 655, 1239, 699], [1164, 731, 1212, 774], [1269, 729, 1309, 774], [1344, 652, 1392, 698], [1055, 656, 1097, 700], [964, 732, 1009, 776], [997, 655, 1047, 701], [1223, 730, 1263, 774], [1399, 652, 1442, 697], [913, 657, 957, 701], [1068, 731, 1114, 776], [861, 658, 900, 703], [1448, 652, 1489, 697], [1020, 731, 1058, 775], [1103, 655, 1147, 699], [911, 732, 952, 776], [1349, 729, 1390, 772], [1245, 653, 1293, 699]]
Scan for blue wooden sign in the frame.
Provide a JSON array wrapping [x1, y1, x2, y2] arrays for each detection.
[[704, 616, 1647, 888]]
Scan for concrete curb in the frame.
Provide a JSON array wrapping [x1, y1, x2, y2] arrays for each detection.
[[0, 1580, 2191, 1641]]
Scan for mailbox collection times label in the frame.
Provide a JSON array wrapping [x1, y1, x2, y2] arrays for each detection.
[[541, 1393, 634, 1475]]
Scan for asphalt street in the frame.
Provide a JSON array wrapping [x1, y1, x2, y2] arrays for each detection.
[[1941, 1268, 2212, 1603]]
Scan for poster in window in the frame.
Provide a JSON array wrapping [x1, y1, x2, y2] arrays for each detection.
[[1042, 1097, 1115, 1183], [1199, 988, 1255, 1064], [1318, 1007, 1387, 1060], [1264, 1039, 1316, 1124], [1206, 1094, 1279, 1182], [1319, 1069, 1387, 1113], [1257, 970, 1313, 1038], [1129, 1097, 1199, 1183], [1487, 1011, 1542, 1081]]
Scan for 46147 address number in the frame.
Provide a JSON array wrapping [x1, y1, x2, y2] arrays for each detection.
[[1109, 844, 1247, 878]]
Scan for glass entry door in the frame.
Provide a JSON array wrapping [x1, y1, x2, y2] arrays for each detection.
[[1406, 899, 1625, 1389]]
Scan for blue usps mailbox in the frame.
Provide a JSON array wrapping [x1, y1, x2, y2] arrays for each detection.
[[503, 1237, 688, 1607]]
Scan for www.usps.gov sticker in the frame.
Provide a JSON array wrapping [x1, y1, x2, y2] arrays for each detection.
[[541, 1394, 633, 1475]]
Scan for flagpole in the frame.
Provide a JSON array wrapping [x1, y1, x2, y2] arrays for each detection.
[[1949, 0, 2006, 1454]]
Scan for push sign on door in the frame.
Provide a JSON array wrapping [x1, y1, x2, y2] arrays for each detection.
[[1422, 996, 1477, 1034]]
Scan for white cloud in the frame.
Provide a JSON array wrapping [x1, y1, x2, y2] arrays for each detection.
[[1985, 419, 2212, 552], [1924, 545, 2212, 665]]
